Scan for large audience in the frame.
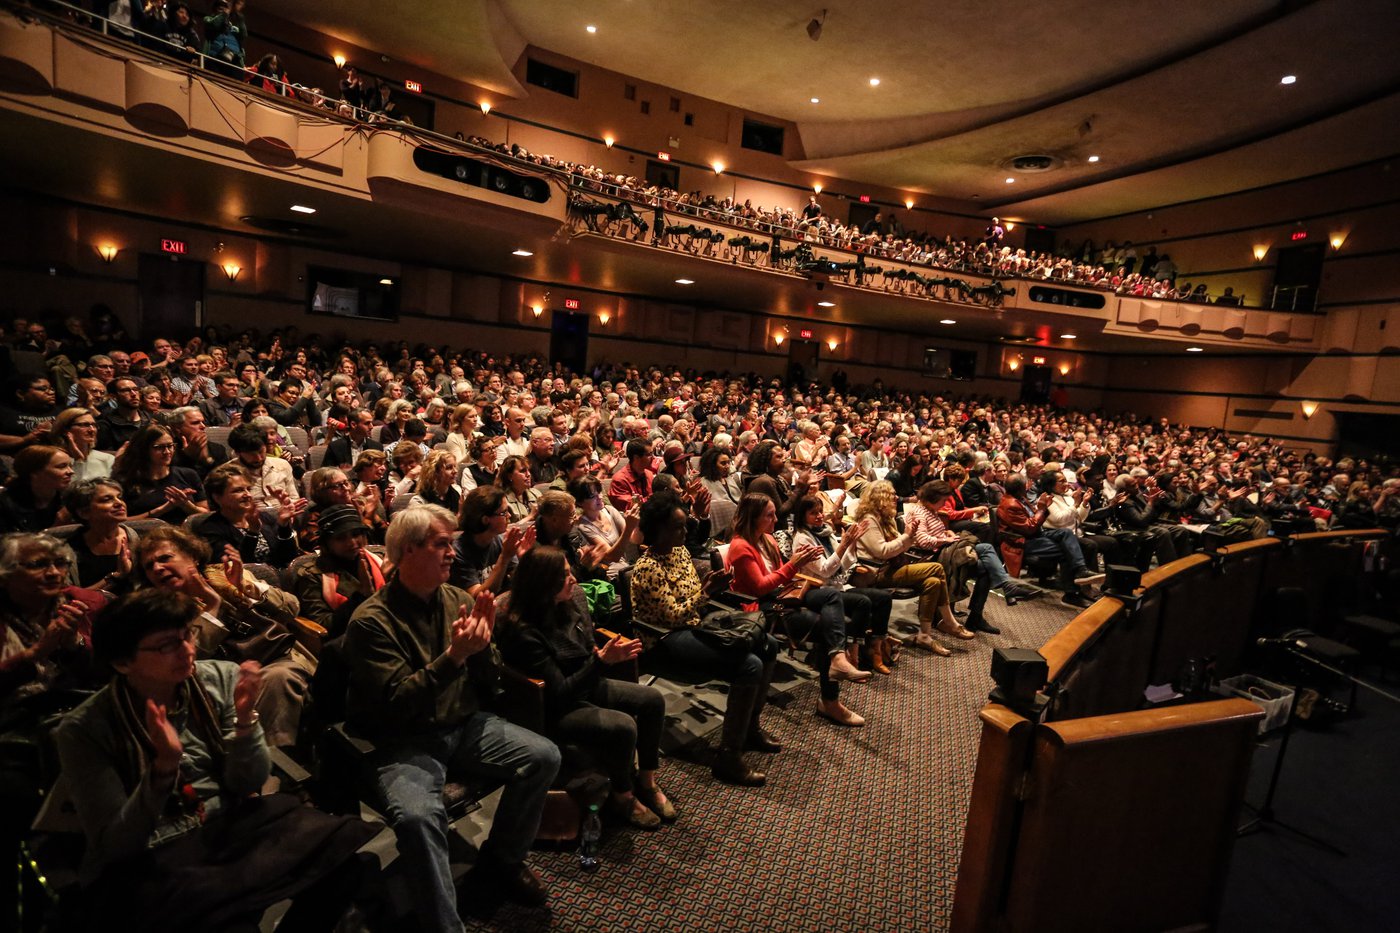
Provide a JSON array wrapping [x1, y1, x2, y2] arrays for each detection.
[[1, 307, 1395, 929], [44, 0, 1257, 309]]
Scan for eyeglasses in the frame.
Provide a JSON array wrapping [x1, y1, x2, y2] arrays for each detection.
[[151, 443, 176, 451], [137, 625, 198, 655], [72, 421, 97, 429], [491, 508, 511, 517], [19, 556, 71, 571]]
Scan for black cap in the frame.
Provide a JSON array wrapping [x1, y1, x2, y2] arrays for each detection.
[[319, 504, 369, 538]]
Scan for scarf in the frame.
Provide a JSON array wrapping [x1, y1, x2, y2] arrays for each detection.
[[322, 550, 387, 610], [110, 668, 224, 801]]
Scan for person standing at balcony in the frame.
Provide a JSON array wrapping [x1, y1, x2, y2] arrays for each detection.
[[203, 0, 246, 73]]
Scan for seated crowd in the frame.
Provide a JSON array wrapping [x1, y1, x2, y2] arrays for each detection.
[[37, 2, 1256, 309], [0, 311, 1395, 931]]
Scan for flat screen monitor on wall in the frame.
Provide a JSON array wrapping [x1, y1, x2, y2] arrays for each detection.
[[308, 266, 400, 322], [924, 347, 977, 381]]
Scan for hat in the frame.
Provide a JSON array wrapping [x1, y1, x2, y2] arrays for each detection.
[[663, 445, 688, 467], [319, 504, 369, 538], [129, 352, 150, 363]]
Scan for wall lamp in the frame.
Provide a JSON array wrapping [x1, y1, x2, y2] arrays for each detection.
[[97, 245, 118, 264], [1252, 245, 1269, 262], [479, 101, 492, 115], [1059, 363, 1071, 376], [1329, 234, 1345, 251], [1008, 359, 1020, 372], [222, 262, 241, 282], [598, 311, 611, 326], [603, 135, 615, 149], [712, 161, 725, 175], [813, 183, 823, 194], [827, 338, 839, 351], [332, 54, 346, 69], [1300, 400, 1319, 420], [773, 333, 785, 346], [531, 304, 543, 318]]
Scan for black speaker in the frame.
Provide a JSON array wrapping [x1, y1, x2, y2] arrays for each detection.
[[989, 647, 1048, 709], [1104, 564, 1143, 596]]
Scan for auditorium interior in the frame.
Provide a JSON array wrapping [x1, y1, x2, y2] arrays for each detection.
[[1, 1, 1398, 931]]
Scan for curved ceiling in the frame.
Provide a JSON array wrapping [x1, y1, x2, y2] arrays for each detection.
[[266, 0, 1400, 224]]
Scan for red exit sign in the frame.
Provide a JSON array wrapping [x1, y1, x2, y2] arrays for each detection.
[[161, 238, 187, 255], [656, 151, 671, 161], [404, 79, 422, 93], [799, 328, 813, 339], [858, 195, 871, 203], [1032, 355, 1047, 365], [1290, 231, 1309, 241], [563, 298, 581, 310]]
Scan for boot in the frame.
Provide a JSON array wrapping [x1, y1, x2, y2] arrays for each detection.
[[865, 637, 891, 675], [712, 683, 766, 786], [745, 659, 782, 753], [846, 641, 865, 671]]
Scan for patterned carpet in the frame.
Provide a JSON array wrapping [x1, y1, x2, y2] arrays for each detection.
[[459, 590, 1083, 933]]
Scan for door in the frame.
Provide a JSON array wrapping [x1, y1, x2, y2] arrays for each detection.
[[550, 311, 589, 374], [1271, 242, 1325, 312], [847, 201, 878, 232], [645, 159, 679, 190], [787, 339, 819, 385], [1020, 364, 1052, 403], [138, 254, 205, 342]]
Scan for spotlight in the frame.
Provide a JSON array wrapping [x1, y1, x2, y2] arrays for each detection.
[[869, 77, 880, 87]]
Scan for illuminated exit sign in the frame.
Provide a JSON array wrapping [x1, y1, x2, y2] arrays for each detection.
[[858, 195, 871, 203], [656, 152, 671, 161], [563, 298, 581, 310], [160, 238, 187, 255], [404, 79, 422, 93], [799, 328, 814, 339], [1290, 231, 1308, 241]]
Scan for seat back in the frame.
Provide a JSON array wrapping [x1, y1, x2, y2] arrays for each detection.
[[206, 425, 233, 450]]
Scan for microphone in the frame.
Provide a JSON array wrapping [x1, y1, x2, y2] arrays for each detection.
[[1257, 636, 1309, 649]]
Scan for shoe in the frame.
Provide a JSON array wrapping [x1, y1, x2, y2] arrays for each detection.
[[744, 725, 782, 753], [635, 783, 678, 822], [938, 619, 977, 640], [815, 701, 866, 727], [611, 795, 662, 830], [846, 642, 865, 671], [864, 642, 891, 675], [969, 617, 1002, 635], [1074, 572, 1106, 587], [711, 749, 766, 786], [829, 652, 874, 683], [1061, 591, 1093, 609], [882, 636, 902, 666], [913, 633, 952, 656], [467, 859, 548, 907]]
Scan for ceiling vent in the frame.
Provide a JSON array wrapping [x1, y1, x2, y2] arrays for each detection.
[[1007, 154, 1060, 173]]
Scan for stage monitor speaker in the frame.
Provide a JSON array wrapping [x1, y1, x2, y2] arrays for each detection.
[[1104, 564, 1143, 597], [989, 647, 1048, 709]]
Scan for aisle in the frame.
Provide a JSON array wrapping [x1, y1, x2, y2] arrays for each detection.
[[462, 595, 1081, 932]]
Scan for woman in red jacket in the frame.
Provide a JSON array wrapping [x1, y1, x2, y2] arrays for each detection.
[[726, 494, 870, 727]]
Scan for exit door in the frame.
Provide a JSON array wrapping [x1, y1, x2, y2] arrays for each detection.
[[847, 202, 878, 232], [550, 311, 589, 374], [138, 254, 204, 342], [787, 339, 819, 385]]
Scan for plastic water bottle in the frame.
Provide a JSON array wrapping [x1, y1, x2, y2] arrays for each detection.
[[578, 803, 601, 872]]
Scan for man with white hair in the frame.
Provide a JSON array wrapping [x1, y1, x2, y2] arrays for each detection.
[[344, 505, 560, 926]]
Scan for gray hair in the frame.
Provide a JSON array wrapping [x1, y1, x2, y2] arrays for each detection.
[[385, 504, 457, 564], [1114, 474, 1135, 492], [0, 533, 78, 583], [387, 399, 415, 420], [164, 405, 201, 427], [252, 415, 279, 433]]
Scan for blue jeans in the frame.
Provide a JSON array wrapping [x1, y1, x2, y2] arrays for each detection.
[[372, 713, 561, 933], [1024, 527, 1088, 588], [802, 587, 847, 701], [973, 542, 1012, 589]]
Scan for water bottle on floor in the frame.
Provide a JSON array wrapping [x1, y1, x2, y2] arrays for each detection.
[[578, 803, 601, 872]]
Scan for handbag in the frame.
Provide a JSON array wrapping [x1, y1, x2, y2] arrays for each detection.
[[693, 607, 767, 654]]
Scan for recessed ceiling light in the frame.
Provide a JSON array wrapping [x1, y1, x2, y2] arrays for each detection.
[[1005, 177, 1015, 184], [674, 278, 694, 285], [868, 77, 880, 87], [1087, 155, 1100, 163], [817, 300, 835, 308], [511, 249, 534, 257], [1186, 346, 1204, 352], [585, 24, 597, 34], [1280, 74, 1296, 85], [290, 204, 316, 214], [940, 319, 956, 325], [1059, 333, 1077, 339], [810, 97, 820, 104], [378, 278, 393, 286]]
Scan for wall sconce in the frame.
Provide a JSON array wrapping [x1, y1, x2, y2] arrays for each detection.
[[1300, 400, 1319, 420], [812, 183, 823, 194], [712, 161, 725, 175], [603, 135, 615, 149], [1329, 234, 1345, 251], [1005, 222, 1015, 232], [826, 338, 839, 352], [479, 101, 492, 115], [530, 304, 543, 318], [332, 54, 346, 69], [97, 245, 118, 264], [1252, 245, 1269, 262], [221, 263, 241, 282], [1059, 363, 1070, 376], [773, 333, 785, 346], [1008, 359, 1020, 372], [598, 311, 610, 326]]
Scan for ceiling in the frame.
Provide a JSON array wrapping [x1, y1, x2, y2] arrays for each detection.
[[268, 0, 1400, 224]]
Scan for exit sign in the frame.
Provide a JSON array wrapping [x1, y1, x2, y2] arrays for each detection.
[[858, 195, 871, 203], [404, 79, 422, 93], [1290, 231, 1309, 241], [799, 328, 813, 339], [1032, 355, 1047, 365], [656, 151, 671, 161], [161, 238, 186, 255], [563, 298, 581, 310]]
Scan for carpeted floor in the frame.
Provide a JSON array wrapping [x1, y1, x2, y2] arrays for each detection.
[[459, 591, 1083, 933]]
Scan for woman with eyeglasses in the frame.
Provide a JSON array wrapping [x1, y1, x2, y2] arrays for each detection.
[[461, 435, 502, 493], [111, 424, 208, 522], [0, 445, 75, 535], [62, 480, 142, 594], [48, 407, 114, 484], [53, 588, 377, 931], [193, 463, 301, 568], [134, 525, 312, 747], [0, 532, 105, 836]]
